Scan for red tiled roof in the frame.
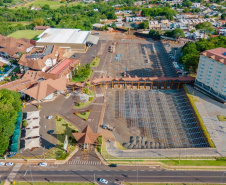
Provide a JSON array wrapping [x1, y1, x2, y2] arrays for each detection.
[[49, 59, 74, 75], [72, 125, 100, 144], [200, 47, 226, 65]]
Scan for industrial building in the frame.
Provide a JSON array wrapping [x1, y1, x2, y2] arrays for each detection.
[[36, 28, 99, 52], [195, 47, 226, 103]]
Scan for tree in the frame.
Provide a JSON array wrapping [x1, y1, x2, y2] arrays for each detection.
[[180, 36, 226, 72], [137, 20, 149, 29], [0, 89, 21, 155], [32, 18, 44, 26], [42, 4, 50, 10], [0, 0, 3, 6], [196, 22, 214, 34], [165, 28, 185, 38], [149, 29, 160, 39], [173, 28, 185, 38], [221, 13, 226, 20], [183, 7, 190, 13], [111, 22, 117, 30]]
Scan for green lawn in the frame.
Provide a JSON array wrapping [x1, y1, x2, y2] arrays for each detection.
[[7, 30, 43, 39], [26, 0, 64, 7], [77, 111, 91, 120], [218, 115, 226, 121], [45, 117, 78, 159], [90, 56, 100, 67], [159, 159, 226, 166]]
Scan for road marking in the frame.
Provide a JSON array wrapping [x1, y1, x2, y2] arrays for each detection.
[[24, 170, 28, 176]]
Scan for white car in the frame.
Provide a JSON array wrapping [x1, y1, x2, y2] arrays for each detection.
[[47, 115, 53, 119], [5, 162, 13, 166], [39, 162, 47, 167], [98, 178, 108, 184], [0, 162, 5, 166]]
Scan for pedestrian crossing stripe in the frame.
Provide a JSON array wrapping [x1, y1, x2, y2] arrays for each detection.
[[67, 160, 101, 165]]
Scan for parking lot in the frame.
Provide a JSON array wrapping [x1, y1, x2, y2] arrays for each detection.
[[104, 89, 209, 149], [103, 39, 178, 78]]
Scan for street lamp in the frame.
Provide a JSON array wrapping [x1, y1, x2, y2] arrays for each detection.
[[137, 162, 139, 185], [220, 171, 226, 184]]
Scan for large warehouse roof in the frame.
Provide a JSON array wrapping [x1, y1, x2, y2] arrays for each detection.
[[37, 28, 91, 44]]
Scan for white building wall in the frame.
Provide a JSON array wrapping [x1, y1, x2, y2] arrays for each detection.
[[196, 55, 226, 96]]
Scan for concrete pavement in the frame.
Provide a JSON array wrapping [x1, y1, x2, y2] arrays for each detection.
[[187, 85, 226, 156]]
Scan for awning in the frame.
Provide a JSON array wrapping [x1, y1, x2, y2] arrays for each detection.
[[26, 119, 40, 128], [26, 111, 40, 120], [10, 143, 18, 152], [24, 138, 40, 149], [25, 128, 40, 138], [86, 35, 99, 45]]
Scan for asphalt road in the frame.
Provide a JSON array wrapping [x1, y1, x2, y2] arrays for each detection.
[[1, 164, 226, 184]]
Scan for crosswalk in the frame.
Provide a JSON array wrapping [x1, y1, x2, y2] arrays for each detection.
[[67, 160, 102, 165], [7, 163, 22, 182]]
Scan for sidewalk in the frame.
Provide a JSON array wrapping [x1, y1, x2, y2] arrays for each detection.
[[186, 85, 226, 156]]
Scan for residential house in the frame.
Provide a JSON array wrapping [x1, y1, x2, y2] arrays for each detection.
[[18, 45, 65, 73], [149, 21, 161, 30], [0, 35, 34, 58], [33, 26, 51, 31], [192, 3, 201, 8], [126, 17, 148, 23], [193, 30, 208, 40]]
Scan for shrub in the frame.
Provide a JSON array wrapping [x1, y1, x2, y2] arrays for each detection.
[[58, 118, 62, 121], [22, 120, 27, 127], [97, 136, 102, 145], [89, 97, 93, 101], [96, 145, 101, 153], [77, 102, 81, 107]]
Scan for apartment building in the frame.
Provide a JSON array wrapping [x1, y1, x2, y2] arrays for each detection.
[[195, 48, 226, 103]]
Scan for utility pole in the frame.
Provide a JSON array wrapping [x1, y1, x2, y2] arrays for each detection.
[[94, 173, 95, 184], [28, 159, 34, 185], [137, 162, 139, 185], [221, 171, 226, 184]]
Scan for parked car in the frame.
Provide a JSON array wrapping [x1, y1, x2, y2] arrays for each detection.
[[98, 178, 108, 184], [39, 162, 47, 167], [5, 162, 13, 166], [47, 130, 54, 134], [0, 162, 5, 166], [7, 153, 16, 158], [47, 115, 53, 119], [109, 164, 117, 167]]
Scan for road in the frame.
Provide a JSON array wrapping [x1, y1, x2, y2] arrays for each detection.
[[1, 164, 226, 184]]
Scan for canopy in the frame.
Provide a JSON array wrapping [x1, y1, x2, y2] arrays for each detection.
[[24, 138, 40, 150], [13, 129, 20, 137], [10, 143, 18, 152], [26, 111, 40, 120], [15, 123, 21, 129], [25, 128, 40, 138], [11, 136, 19, 144], [26, 119, 40, 128], [86, 35, 99, 45]]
